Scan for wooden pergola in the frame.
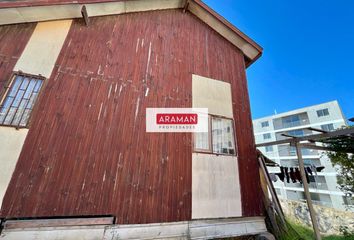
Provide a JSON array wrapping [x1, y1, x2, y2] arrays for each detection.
[[256, 127, 354, 240]]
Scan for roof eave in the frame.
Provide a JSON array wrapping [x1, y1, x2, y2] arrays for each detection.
[[0, 0, 262, 66]]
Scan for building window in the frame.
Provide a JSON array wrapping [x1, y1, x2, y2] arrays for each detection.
[[194, 115, 236, 155], [321, 123, 334, 132], [261, 121, 269, 128], [304, 159, 321, 166], [263, 133, 271, 139], [287, 129, 304, 137], [282, 115, 301, 128], [265, 146, 273, 152], [0, 73, 44, 128], [317, 108, 329, 117], [289, 146, 297, 156]]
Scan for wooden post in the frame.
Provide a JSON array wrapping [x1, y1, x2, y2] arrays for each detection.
[[295, 142, 322, 240], [258, 156, 287, 229]]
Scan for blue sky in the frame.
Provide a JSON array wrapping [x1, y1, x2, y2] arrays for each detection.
[[203, 0, 354, 121]]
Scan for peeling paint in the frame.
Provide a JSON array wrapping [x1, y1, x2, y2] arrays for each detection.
[[145, 41, 152, 82], [119, 85, 123, 96], [98, 102, 103, 121], [134, 97, 140, 122], [136, 38, 140, 53], [107, 84, 112, 99], [98, 65, 103, 75]]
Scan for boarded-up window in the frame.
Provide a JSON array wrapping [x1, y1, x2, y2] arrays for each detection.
[[0, 73, 44, 127]]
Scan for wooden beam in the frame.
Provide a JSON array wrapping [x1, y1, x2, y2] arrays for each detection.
[[183, 0, 190, 13], [256, 127, 354, 147], [295, 142, 322, 240], [298, 143, 353, 153], [81, 5, 89, 26], [258, 156, 286, 228], [307, 127, 328, 134], [281, 133, 297, 138]]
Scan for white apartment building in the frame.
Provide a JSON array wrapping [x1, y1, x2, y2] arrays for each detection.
[[253, 100, 351, 211]]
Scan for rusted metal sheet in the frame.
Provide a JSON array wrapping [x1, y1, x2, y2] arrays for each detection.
[[0, 9, 262, 222], [0, 23, 36, 94]]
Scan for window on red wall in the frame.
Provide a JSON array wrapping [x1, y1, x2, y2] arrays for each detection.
[[0, 73, 45, 128], [194, 115, 236, 155]]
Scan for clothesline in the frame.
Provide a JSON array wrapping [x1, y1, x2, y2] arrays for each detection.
[[269, 165, 325, 184]]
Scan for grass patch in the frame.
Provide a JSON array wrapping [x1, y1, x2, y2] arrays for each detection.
[[280, 221, 354, 240]]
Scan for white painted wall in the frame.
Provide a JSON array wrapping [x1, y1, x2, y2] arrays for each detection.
[[0, 127, 28, 206], [14, 20, 72, 78], [192, 153, 242, 219]]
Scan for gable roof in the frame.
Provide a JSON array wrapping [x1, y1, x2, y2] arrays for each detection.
[[0, 0, 262, 67]]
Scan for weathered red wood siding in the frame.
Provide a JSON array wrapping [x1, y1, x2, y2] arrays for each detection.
[[0, 9, 262, 222], [0, 23, 36, 92]]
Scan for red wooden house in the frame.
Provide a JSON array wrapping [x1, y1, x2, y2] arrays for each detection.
[[0, 0, 268, 239]]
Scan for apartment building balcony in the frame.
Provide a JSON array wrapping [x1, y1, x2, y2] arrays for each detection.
[[273, 112, 310, 130]]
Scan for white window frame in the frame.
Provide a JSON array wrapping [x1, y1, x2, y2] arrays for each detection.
[[193, 114, 237, 156]]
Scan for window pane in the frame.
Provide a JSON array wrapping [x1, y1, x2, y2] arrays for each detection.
[[321, 124, 334, 132], [27, 92, 38, 109], [263, 133, 271, 139], [287, 129, 304, 137], [317, 108, 329, 117], [0, 96, 14, 112], [12, 90, 25, 107], [0, 74, 44, 127], [20, 109, 32, 127], [33, 80, 43, 93], [212, 117, 236, 155], [19, 77, 30, 90], [194, 132, 210, 150], [8, 76, 23, 97], [265, 146, 273, 152], [261, 121, 269, 127], [23, 79, 37, 99], [3, 107, 17, 125], [12, 99, 29, 126]]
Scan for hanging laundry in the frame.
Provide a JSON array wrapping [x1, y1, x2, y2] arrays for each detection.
[[295, 168, 302, 183], [304, 168, 310, 183], [289, 167, 297, 183], [285, 167, 290, 183], [269, 173, 277, 182], [306, 167, 313, 176], [276, 166, 285, 182], [311, 165, 317, 176], [316, 166, 325, 172]]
